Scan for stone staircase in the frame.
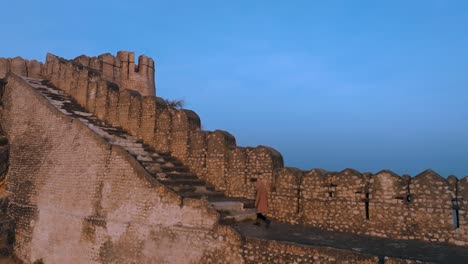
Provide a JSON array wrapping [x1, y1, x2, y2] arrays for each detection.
[[23, 77, 256, 223]]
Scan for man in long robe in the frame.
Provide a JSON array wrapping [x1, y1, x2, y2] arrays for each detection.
[[250, 178, 271, 228]]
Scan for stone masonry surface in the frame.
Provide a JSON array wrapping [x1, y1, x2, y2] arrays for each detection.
[[35, 51, 467, 246], [0, 51, 467, 263], [0, 74, 243, 263]]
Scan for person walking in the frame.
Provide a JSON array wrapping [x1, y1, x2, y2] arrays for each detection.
[[250, 178, 271, 228]]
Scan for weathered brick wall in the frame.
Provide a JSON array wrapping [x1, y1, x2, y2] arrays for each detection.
[[0, 74, 243, 263]]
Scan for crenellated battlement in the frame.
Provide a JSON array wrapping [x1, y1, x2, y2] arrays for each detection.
[[43, 51, 156, 96], [1, 51, 467, 250], [0, 56, 43, 79]]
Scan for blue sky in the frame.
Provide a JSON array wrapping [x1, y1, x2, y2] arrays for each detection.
[[2, 1, 467, 177]]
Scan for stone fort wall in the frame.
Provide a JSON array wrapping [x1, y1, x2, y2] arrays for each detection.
[[0, 74, 243, 263], [1, 52, 467, 249], [0, 71, 404, 264]]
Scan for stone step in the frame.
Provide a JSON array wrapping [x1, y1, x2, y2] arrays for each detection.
[[172, 186, 197, 193], [144, 164, 161, 173], [210, 201, 244, 212], [105, 130, 128, 136], [209, 197, 255, 209], [157, 153, 180, 162], [43, 93, 68, 100], [136, 155, 153, 162], [160, 161, 183, 168], [193, 186, 214, 193], [222, 209, 257, 222], [159, 179, 206, 187], [72, 111, 93, 117], [179, 190, 225, 200], [62, 106, 84, 112], [165, 172, 198, 180], [161, 166, 189, 173]]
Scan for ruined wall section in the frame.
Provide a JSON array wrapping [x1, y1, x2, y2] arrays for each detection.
[[0, 74, 243, 263]]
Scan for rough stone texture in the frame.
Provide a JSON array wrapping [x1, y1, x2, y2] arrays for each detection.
[[94, 81, 111, 121], [0, 59, 8, 79], [140, 97, 166, 149], [0, 74, 244, 263], [245, 146, 284, 199], [46, 52, 155, 97], [116, 51, 155, 96], [0, 121, 14, 259], [206, 130, 236, 191], [226, 147, 250, 198], [117, 89, 139, 135], [128, 92, 143, 137], [410, 170, 457, 243], [270, 167, 303, 224], [106, 85, 120, 127], [188, 130, 208, 180], [155, 108, 172, 153], [384, 257, 433, 264], [367, 170, 411, 238], [0, 51, 467, 256], [33, 52, 468, 246], [455, 177, 468, 245], [242, 238, 379, 264], [170, 110, 201, 164], [26, 61, 42, 79], [0, 58, 44, 80], [8, 58, 27, 78]]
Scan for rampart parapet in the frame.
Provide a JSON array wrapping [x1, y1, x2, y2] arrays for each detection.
[[44, 51, 155, 96], [0, 51, 467, 251]]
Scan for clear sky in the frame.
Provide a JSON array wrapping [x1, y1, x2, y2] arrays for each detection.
[[2, 1, 467, 177]]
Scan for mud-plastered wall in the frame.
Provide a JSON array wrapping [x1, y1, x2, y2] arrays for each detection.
[[0, 74, 243, 263]]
